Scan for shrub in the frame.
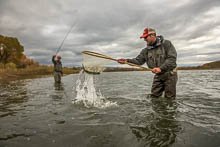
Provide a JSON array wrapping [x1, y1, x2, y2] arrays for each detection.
[[0, 63, 4, 68], [5, 62, 16, 69]]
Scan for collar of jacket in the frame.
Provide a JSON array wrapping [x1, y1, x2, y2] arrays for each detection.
[[146, 36, 164, 50]]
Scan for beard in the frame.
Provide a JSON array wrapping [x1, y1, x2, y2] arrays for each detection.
[[147, 41, 154, 46]]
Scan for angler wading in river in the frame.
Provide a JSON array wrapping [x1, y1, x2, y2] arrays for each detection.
[[52, 55, 63, 83], [117, 28, 178, 98], [51, 19, 77, 84]]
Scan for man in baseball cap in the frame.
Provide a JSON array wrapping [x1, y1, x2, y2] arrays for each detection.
[[117, 27, 178, 98], [140, 28, 156, 39]]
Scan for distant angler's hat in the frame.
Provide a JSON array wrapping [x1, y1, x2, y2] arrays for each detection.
[[140, 28, 156, 38], [57, 55, 61, 59]]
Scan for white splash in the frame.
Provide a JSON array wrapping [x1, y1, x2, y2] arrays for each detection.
[[72, 70, 117, 108]]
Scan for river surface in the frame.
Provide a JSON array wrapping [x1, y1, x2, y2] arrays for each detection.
[[0, 70, 220, 147]]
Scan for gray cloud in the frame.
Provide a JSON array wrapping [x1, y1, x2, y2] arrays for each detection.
[[0, 0, 220, 66]]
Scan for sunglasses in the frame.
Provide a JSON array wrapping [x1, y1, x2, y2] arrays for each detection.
[[144, 34, 155, 39]]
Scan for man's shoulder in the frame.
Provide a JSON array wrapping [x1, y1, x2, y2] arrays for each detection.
[[161, 39, 173, 50], [140, 47, 149, 53], [162, 39, 171, 45]]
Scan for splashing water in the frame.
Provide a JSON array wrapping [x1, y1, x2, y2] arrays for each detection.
[[72, 70, 117, 108]]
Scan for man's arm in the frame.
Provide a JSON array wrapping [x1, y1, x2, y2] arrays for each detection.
[[52, 55, 56, 64], [126, 49, 146, 65]]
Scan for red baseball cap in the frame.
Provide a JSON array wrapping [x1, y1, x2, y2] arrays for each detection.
[[140, 28, 156, 39]]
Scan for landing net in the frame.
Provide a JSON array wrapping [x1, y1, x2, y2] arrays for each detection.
[[82, 51, 114, 74]]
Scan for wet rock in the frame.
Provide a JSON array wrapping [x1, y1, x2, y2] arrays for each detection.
[[55, 120, 65, 124]]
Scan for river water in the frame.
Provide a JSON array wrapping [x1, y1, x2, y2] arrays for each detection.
[[0, 70, 220, 147]]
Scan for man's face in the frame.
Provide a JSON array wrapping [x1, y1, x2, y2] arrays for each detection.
[[56, 57, 61, 61], [144, 34, 156, 46]]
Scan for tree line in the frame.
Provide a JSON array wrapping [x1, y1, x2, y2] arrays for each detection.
[[0, 35, 38, 68]]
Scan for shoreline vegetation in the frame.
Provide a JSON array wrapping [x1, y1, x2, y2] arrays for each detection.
[[0, 63, 220, 82], [1, 34, 219, 82], [0, 65, 80, 81]]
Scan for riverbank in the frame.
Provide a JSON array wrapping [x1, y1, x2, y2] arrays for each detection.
[[0, 66, 80, 82], [1, 66, 219, 82]]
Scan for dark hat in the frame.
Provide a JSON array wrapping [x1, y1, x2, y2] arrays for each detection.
[[57, 55, 61, 59]]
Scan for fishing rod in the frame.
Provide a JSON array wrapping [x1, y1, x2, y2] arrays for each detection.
[[55, 19, 78, 55]]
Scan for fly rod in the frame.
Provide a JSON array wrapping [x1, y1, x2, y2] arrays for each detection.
[[53, 9, 79, 55], [55, 22, 77, 55]]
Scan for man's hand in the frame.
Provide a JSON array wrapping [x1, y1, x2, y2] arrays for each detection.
[[52, 55, 57, 59], [152, 67, 161, 74], [117, 58, 127, 64]]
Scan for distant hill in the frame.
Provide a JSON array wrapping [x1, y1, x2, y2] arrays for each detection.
[[201, 60, 220, 69], [105, 60, 220, 71], [178, 60, 220, 70]]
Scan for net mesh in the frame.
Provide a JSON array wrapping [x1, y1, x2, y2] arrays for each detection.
[[82, 53, 112, 74]]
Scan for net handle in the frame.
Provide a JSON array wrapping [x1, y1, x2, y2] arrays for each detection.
[[82, 51, 150, 70]]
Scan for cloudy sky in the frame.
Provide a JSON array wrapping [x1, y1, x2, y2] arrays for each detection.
[[0, 0, 220, 67]]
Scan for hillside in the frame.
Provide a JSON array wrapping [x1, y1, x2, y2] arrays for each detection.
[[178, 60, 220, 70], [0, 35, 79, 81], [201, 60, 220, 69]]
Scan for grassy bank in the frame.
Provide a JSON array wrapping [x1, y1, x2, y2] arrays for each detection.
[[0, 66, 80, 81]]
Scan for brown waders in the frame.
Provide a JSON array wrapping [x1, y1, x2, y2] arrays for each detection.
[[54, 71, 62, 83], [151, 71, 178, 98]]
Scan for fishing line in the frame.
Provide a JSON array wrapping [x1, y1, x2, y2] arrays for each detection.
[[55, 14, 78, 55]]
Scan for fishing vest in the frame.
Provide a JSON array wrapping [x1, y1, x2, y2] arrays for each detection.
[[54, 62, 62, 72], [145, 39, 177, 72], [146, 40, 168, 68]]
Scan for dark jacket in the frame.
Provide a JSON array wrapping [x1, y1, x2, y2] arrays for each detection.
[[127, 36, 177, 73], [52, 56, 63, 73]]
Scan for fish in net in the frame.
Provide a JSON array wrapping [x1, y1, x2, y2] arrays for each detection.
[[82, 51, 114, 74]]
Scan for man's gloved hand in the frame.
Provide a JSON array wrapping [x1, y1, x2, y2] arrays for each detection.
[[117, 58, 127, 64]]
